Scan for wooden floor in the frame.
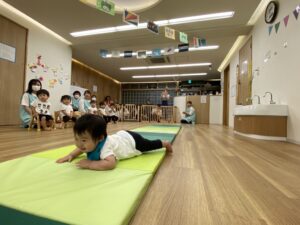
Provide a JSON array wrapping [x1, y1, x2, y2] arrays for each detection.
[[1, 123, 300, 225]]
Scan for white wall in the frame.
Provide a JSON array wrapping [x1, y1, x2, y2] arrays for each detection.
[[0, 4, 72, 111], [223, 0, 300, 143]]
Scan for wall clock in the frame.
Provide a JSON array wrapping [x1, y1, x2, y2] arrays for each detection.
[[265, 1, 279, 24]]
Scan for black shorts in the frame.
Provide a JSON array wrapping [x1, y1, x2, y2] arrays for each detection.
[[39, 114, 53, 121]]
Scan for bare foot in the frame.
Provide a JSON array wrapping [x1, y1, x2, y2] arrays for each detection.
[[43, 127, 52, 131], [162, 141, 173, 153]]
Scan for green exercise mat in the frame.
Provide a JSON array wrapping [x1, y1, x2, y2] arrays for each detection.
[[0, 126, 180, 225], [132, 125, 181, 134]]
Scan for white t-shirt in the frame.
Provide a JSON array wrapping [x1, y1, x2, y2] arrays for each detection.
[[88, 106, 98, 114], [60, 103, 73, 118], [21, 93, 37, 106], [31, 99, 51, 115], [99, 107, 107, 116], [100, 130, 141, 160], [186, 106, 195, 116]]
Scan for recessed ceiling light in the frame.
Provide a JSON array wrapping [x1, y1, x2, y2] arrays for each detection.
[[121, 63, 211, 70], [70, 11, 234, 37], [132, 73, 207, 78]]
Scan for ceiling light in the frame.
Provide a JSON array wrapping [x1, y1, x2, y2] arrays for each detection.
[[70, 11, 234, 37], [121, 63, 211, 70], [132, 73, 207, 78]]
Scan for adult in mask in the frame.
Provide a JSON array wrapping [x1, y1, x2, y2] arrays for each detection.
[[19, 79, 42, 128]]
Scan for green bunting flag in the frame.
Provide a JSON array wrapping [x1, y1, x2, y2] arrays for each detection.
[[274, 22, 280, 33]]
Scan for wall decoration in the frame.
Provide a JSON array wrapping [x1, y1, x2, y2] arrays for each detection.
[[93, 85, 98, 92], [137, 50, 147, 59], [48, 79, 57, 88], [111, 50, 121, 58], [179, 32, 188, 43], [147, 21, 159, 34], [99, 49, 108, 58], [0, 42, 16, 63], [293, 5, 300, 19], [124, 51, 133, 58], [96, 0, 115, 16], [39, 76, 44, 81], [274, 21, 281, 33], [165, 27, 175, 40], [283, 15, 290, 27], [152, 48, 161, 57], [123, 9, 139, 26], [178, 43, 189, 52], [163, 46, 175, 55]]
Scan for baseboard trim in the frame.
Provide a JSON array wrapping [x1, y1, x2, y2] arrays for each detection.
[[234, 131, 287, 141]]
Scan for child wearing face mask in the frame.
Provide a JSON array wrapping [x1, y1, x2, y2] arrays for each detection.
[[91, 95, 97, 102], [79, 90, 92, 114], [71, 91, 81, 111], [20, 79, 42, 128], [31, 89, 54, 131]]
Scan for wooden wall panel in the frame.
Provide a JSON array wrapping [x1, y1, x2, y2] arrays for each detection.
[[71, 61, 121, 103], [0, 15, 27, 125]]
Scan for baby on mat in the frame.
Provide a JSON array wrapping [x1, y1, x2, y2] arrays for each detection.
[[56, 114, 172, 170]]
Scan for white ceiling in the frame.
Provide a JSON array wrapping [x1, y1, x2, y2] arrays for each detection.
[[4, 0, 261, 82]]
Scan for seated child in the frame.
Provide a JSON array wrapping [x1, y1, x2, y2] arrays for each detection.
[[88, 100, 98, 115], [152, 104, 162, 122], [107, 103, 119, 123], [99, 101, 109, 123], [31, 89, 53, 131], [71, 91, 81, 111], [59, 95, 77, 128], [56, 114, 173, 170]]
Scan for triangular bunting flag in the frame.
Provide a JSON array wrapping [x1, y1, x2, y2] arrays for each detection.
[[123, 9, 139, 26], [268, 26, 273, 35], [163, 46, 175, 55], [293, 5, 300, 20], [283, 15, 289, 27], [124, 51, 133, 58], [274, 22, 280, 33]]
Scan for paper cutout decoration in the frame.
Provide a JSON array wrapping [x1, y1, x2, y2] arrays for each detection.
[[283, 15, 289, 27], [124, 51, 133, 58], [200, 38, 206, 46], [147, 21, 159, 34], [179, 32, 188, 43], [293, 5, 300, 20], [268, 25, 273, 35], [178, 43, 189, 52], [99, 49, 108, 58], [163, 46, 175, 55], [152, 49, 161, 57], [165, 27, 175, 40], [123, 9, 139, 26], [111, 50, 121, 58], [29, 64, 37, 73], [96, 0, 115, 16], [137, 50, 147, 59], [39, 76, 44, 81], [274, 22, 280, 33]]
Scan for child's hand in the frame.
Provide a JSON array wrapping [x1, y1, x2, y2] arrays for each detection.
[[56, 155, 73, 163], [76, 159, 91, 169]]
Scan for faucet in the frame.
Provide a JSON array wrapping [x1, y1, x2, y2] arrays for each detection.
[[252, 95, 260, 104], [263, 92, 276, 104]]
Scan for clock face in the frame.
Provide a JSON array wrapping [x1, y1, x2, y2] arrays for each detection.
[[265, 1, 278, 24]]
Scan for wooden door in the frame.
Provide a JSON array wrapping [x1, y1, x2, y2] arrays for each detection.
[[0, 15, 27, 125], [223, 65, 230, 126], [238, 37, 252, 105], [187, 95, 210, 124]]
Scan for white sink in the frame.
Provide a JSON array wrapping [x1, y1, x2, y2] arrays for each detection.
[[234, 104, 288, 116]]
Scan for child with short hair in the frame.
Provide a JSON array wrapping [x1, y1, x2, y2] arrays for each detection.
[[88, 100, 98, 115], [56, 114, 173, 170], [71, 91, 81, 111], [152, 104, 162, 122], [99, 101, 109, 123], [31, 89, 53, 131], [59, 95, 76, 129]]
